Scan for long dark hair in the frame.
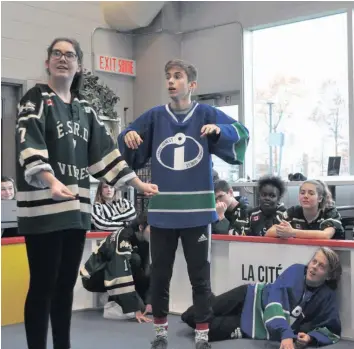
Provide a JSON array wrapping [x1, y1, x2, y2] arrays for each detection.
[[47, 37, 84, 94]]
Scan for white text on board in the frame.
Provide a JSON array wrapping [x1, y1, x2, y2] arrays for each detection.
[[95, 55, 136, 77]]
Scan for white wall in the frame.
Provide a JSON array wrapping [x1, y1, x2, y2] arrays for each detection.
[[1, 1, 135, 122], [132, 2, 181, 117], [181, 23, 242, 96], [180, 1, 352, 31]]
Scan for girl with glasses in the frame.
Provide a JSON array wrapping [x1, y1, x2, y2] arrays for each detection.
[[15, 37, 158, 349]]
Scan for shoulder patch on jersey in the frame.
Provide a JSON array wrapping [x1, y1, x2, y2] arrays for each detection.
[[18, 101, 36, 115], [119, 240, 132, 250]]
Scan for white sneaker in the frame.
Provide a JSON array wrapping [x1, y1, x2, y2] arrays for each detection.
[[103, 301, 135, 320]]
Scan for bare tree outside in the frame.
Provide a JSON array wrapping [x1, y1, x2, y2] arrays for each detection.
[[309, 80, 346, 157], [251, 14, 349, 178], [254, 75, 304, 174]]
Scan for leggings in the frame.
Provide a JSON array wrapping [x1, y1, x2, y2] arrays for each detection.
[[181, 284, 248, 341], [24, 229, 86, 349]]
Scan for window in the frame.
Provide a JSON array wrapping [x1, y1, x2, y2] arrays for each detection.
[[250, 13, 349, 179]]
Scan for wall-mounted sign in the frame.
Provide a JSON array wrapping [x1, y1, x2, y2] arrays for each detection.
[[95, 55, 136, 76]]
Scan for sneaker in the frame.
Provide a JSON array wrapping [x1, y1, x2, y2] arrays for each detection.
[[196, 340, 211, 349], [103, 301, 135, 320], [150, 336, 168, 349]]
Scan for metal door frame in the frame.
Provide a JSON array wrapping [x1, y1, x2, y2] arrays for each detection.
[[1, 78, 27, 176], [1, 78, 27, 97]]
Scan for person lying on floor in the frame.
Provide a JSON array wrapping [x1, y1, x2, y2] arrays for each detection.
[[80, 225, 151, 323], [181, 247, 342, 348]]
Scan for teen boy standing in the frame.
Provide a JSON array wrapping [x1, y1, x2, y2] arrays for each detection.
[[118, 59, 249, 349]]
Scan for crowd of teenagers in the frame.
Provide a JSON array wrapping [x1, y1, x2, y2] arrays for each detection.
[[11, 36, 346, 349]]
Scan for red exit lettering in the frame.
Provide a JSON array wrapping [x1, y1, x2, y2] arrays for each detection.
[[98, 56, 135, 75], [99, 56, 105, 70], [99, 56, 115, 72], [119, 59, 134, 75]]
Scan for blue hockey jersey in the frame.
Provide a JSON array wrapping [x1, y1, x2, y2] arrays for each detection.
[[118, 103, 249, 229], [240, 264, 341, 346]]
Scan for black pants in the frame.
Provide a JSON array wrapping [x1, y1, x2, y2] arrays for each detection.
[[150, 225, 212, 323], [24, 229, 86, 349], [181, 284, 248, 341], [130, 251, 151, 304]]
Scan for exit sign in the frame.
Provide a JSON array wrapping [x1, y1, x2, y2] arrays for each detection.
[[96, 55, 136, 76]]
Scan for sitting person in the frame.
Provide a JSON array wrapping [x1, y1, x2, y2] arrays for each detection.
[[129, 212, 152, 312], [91, 181, 136, 231], [80, 225, 151, 323], [232, 175, 286, 236], [266, 179, 344, 239], [1, 176, 18, 238], [212, 179, 249, 234], [181, 247, 342, 348], [1, 175, 16, 200]]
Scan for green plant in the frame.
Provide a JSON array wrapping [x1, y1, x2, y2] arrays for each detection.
[[82, 70, 119, 119]]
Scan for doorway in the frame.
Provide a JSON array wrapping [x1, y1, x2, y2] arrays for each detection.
[[1, 81, 24, 180]]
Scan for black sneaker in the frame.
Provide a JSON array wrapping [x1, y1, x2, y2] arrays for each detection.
[[150, 336, 168, 349], [196, 340, 211, 349]]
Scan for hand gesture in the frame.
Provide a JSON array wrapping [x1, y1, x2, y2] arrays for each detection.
[[140, 183, 159, 197], [216, 202, 227, 216], [135, 310, 152, 323], [50, 179, 76, 201], [201, 124, 220, 137], [279, 338, 295, 349], [295, 333, 311, 348], [275, 221, 295, 239], [124, 131, 143, 149]]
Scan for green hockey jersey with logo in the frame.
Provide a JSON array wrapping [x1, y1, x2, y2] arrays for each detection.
[[15, 84, 137, 235], [80, 228, 144, 314]]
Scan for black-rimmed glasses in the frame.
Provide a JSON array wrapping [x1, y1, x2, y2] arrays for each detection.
[[50, 49, 77, 62]]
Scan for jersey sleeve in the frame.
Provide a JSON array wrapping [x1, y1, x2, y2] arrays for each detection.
[[86, 105, 137, 188], [16, 87, 55, 188], [301, 293, 341, 346], [80, 236, 110, 280], [262, 264, 299, 341], [276, 204, 287, 217], [280, 206, 295, 224], [208, 108, 249, 165], [212, 218, 230, 234], [118, 110, 154, 170], [320, 207, 344, 237]]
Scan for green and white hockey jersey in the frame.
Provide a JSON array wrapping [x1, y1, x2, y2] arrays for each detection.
[[15, 84, 137, 235], [80, 228, 144, 314]]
